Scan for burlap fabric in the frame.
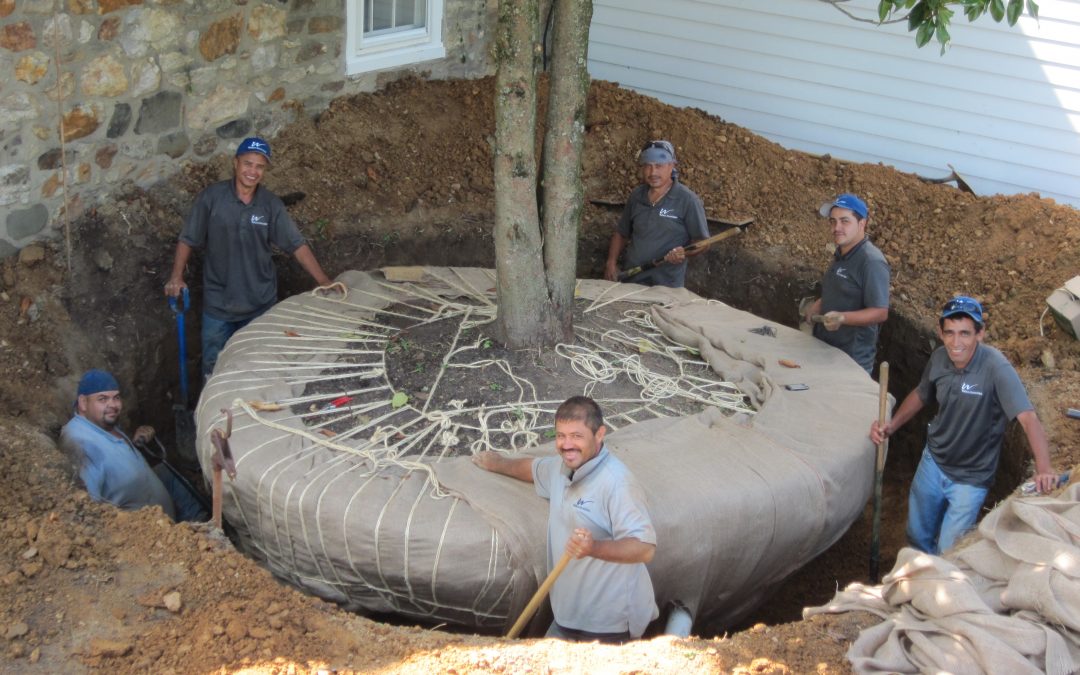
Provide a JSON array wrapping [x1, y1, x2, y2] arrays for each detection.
[[805, 483, 1080, 674], [196, 268, 880, 634]]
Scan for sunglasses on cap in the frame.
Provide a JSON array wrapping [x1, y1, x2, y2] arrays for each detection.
[[940, 296, 984, 324], [641, 140, 672, 152]]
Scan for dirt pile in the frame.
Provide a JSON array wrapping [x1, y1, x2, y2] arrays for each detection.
[[0, 75, 1078, 672]]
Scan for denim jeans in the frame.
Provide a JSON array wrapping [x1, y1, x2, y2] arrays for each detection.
[[201, 313, 253, 380], [907, 447, 989, 555], [152, 464, 208, 523]]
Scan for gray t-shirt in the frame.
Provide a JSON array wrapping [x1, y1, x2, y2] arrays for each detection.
[[180, 180, 306, 322], [533, 446, 658, 637], [915, 343, 1033, 487], [812, 237, 890, 373], [616, 182, 709, 288]]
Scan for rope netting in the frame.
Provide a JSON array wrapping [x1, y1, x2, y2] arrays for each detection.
[[195, 270, 758, 624]]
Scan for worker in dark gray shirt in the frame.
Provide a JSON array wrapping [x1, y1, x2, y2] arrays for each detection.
[[870, 296, 1057, 554], [164, 137, 336, 379], [604, 140, 710, 288], [803, 193, 890, 374]]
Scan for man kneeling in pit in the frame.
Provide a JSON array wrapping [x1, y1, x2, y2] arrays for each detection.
[[473, 396, 658, 643]]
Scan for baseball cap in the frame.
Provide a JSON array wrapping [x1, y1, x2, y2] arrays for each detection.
[[236, 137, 271, 161], [639, 140, 676, 164], [78, 369, 120, 396], [940, 296, 984, 327], [819, 193, 868, 220]]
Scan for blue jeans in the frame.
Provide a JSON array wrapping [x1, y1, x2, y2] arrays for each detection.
[[152, 464, 208, 523], [201, 313, 254, 380], [907, 447, 989, 555]]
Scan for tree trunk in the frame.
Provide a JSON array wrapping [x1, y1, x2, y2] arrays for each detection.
[[541, 0, 593, 341], [493, 0, 560, 348], [493, 0, 591, 349]]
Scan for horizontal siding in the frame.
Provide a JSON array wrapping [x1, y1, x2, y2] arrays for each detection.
[[589, 0, 1080, 207]]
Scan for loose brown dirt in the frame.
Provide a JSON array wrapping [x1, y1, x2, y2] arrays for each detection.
[[1, 75, 1078, 673]]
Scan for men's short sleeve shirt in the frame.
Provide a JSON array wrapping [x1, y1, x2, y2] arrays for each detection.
[[59, 415, 176, 519], [915, 344, 1033, 487], [532, 446, 658, 637], [616, 182, 709, 288], [812, 238, 890, 372], [180, 180, 306, 322]]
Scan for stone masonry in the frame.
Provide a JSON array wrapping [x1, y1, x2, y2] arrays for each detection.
[[0, 0, 495, 256]]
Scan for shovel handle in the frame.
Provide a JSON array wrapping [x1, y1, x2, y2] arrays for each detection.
[[870, 362, 889, 582], [506, 552, 572, 639]]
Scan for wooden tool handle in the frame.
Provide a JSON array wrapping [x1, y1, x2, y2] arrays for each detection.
[[506, 552, 572, 639], [876, 362, 890, 467]]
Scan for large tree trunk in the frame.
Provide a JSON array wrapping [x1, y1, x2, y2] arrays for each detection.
[[494, 0, 592, 349], [541, 0, 593, 341]]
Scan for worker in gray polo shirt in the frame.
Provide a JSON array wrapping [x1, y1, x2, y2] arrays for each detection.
[[164, 137, 335, 379], [473, 396, 658, 642], [803, 193, 890, 373], [603, 140, 710, 287], [870, 296, 1057, 554]]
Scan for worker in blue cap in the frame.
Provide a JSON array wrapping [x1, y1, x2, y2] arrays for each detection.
[[59, 369, 206, 521]]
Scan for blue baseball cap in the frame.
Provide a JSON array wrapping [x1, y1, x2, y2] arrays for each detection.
[[639, 140, 676, 164], [236, 137, 271, 161], [819, 193, 868, 220], [941, 296, 984, 327], [78, 369, 120, 396]]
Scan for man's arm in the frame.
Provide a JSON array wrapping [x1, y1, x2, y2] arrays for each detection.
[[821, 306, 889, 331], [165, 241, 193, 298], [564, 527, 655, 563], [604, 232, 628, 281], [1016, 410, 1057, 493], [471, 451, 534, 483], [870, 388, 925, 444], [292, 244, 333, 288]]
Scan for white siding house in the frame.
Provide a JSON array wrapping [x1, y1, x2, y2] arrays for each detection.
[[588, 0, 1080, 208]]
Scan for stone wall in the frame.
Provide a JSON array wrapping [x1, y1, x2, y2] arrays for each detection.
[[0, 0, 495, 257]]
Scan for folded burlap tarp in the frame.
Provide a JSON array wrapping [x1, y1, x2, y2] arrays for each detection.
[[805, 483, 1080, 674], [196, 267, 880, 633]]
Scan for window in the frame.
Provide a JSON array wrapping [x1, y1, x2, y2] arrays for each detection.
[[346, 0, 445, 75]]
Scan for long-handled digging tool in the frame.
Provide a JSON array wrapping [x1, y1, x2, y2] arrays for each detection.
[[135, 435, 212, 515], [618, 220, 752, 282], [506, 552, 572, 639], [870, 362, 890, 583], [168, 287, 197, 465], [209, 408, 237, 532]]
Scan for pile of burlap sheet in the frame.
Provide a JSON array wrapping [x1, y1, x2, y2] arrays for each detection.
[[805, 483, 1080, 674]]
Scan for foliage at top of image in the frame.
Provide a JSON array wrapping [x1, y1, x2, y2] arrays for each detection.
[[876, 0, 1038, 52]]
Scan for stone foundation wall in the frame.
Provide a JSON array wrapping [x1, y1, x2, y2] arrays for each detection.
[[0, 0, 495, 256]]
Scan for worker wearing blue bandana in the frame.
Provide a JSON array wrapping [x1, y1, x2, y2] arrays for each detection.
[[870, 297, 1057, 554], [59, 370, 206, 522]]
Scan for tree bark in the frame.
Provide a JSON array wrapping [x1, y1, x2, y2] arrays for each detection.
[[493, 0, 592, 349], [541, 0, 593, 341]]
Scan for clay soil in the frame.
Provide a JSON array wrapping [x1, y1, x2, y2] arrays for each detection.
[[1, 75, 1079, 674]]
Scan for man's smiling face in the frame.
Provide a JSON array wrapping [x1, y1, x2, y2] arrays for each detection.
[[554, 418, 606, 471], [939, 316, 984, 369]]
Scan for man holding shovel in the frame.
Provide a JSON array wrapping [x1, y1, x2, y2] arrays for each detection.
[[603, 140, 709, 288], [164, 137, 336, 380], [473, 396, 658, 642], [870, 297, 1057, 554], [59, 370, 207, 522]]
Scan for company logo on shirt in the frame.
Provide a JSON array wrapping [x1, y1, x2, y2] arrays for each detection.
[[834, 266, 849, 279], [573, 498, 593, 512], [960, 382, 983, 396], [658, 208, 679, 220], [250, 215, 268, 227]]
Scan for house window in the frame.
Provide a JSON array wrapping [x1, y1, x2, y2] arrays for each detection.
[[346, 0, 445, 75]]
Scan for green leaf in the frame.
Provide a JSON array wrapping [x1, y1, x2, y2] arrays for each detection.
[[391, 392, 409, 409], [990, 0, 1005, 21], [908, 2, 927, 31], [1006, 0, 1022, 24], [1026, 0, 1039, 20], [936, 22, 951, 52], [878, 0, 891, 23], [915, 20, 933, 47]]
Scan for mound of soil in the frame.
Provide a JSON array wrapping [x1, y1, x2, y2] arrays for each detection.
[[1, 74, 1078, 673]]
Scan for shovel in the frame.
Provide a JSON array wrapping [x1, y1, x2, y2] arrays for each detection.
[[169, 287, 197, 465]]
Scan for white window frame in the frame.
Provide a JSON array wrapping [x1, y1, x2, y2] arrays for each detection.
[[345, 0, 445, 75]]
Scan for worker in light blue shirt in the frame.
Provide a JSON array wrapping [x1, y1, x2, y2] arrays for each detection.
[[59, 370, 206, 522]]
